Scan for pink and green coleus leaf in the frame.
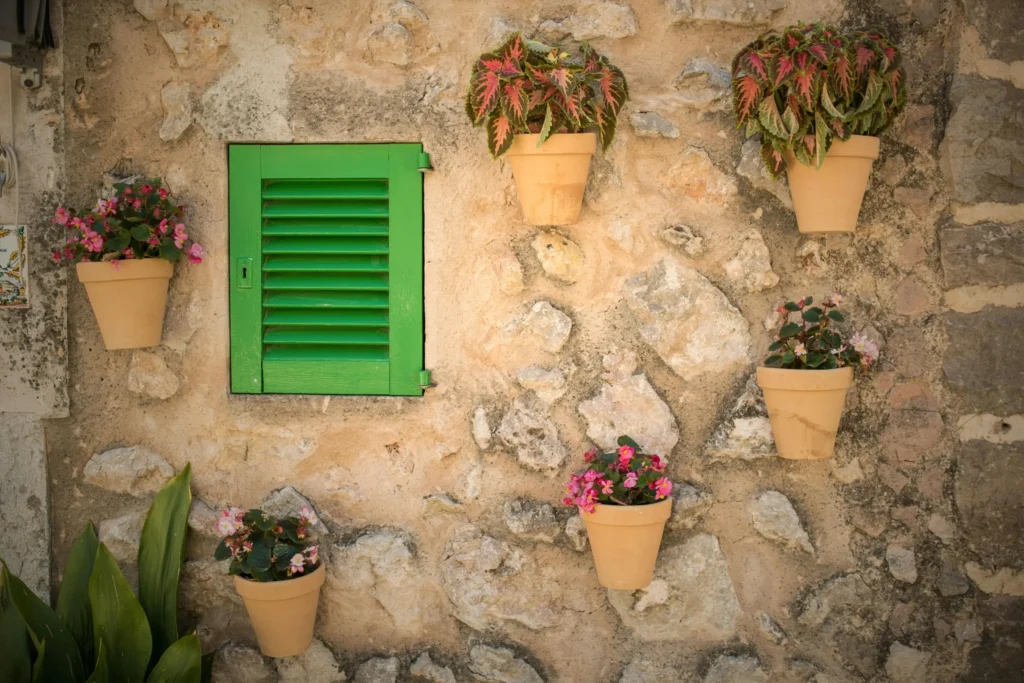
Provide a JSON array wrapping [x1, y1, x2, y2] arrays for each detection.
[[486, 111, 514, 158], [596, 64, 628, 115], [502, 78, 529, 125], [733, 75, 762, 124], [469, 64, 502, 124], [758, 95, 790, 140]]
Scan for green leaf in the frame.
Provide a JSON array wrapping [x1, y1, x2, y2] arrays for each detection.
[[764, 354, 784, 367], [768, 340, 784, 352], [758, 95, 789, 139], [56, 523, 100, 670], [105, 232, 131, 253], [31, 640, 47, 683], [130, 225, 151, 241], [213, 541, 231, 562], [85, 642, 109, 683], [138, 465, 192, 670], [802, 308, 822, 323], [820, 80, 847, 121], [0, 576, 33, 683], [779, 322, 802, 338], [89, 545, 152, 683], [616, 435, 641, 450], [146, 634, 201, 683], [3, 563, 85, 682], [828, 310, 844, 321], [783, 302, 801, 312], [782, 351, 796, 364], [805, 352, 827, 368], [538, 103, 554, 145], [813, 112, 828, 168], [248, 543, 272, 572], [803, 296, 814, 306]]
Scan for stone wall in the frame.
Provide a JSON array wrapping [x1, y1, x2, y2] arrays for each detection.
[[36, 0, 1024, 680]]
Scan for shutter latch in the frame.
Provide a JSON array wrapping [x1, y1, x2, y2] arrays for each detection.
[[418, 152, 433, 172], [418, 369, 435, 388]]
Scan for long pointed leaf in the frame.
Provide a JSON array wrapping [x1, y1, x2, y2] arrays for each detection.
[[89, 545, 152, 683], [138, 464, 192, 670], [0, 576, 33, 683], [146, 634, 201, 683], [86, 642, 109, 683], [3, 564, 85, 682], [57, 522, 100, 670]]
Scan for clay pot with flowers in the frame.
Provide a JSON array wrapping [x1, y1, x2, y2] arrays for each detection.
[[758, 294, 879, 460], [563, 436, 673, 590], [466, 32, 628, 225], [214, 506, 323, 657], [731, 24, 906, 233], [52, 179, 204, 350]]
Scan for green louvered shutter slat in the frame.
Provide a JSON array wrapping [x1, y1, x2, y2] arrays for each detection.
[[230, 143, 424, 396]]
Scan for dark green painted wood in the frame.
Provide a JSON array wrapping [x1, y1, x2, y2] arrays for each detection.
[[228, 145, 263, 393], [387, 144, 425, 396]]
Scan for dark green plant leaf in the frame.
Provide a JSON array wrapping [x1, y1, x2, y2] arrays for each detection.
[[249, 543, 272, 572], [146, 634, 201, 683], [828, 310, 844, 321], [779, 322, 802, 338], [129, 225, 151, 241], [805, 352, 827, 368], [89, 545, 152, 683], [764, 354, 784, 367], [0, 575, 33, 683], [616, 435, 641, 450], [105, 232, 131, 253], [802, 308, 822, 322], [56, 523, 100, 670], [783, 302, 801, 312], [85, 642, 109, 683], [213, 541, 231, 562]]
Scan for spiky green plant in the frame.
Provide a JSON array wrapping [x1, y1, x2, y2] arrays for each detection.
[[465, 32, 629, 157], [732, 23, 907, 177], [0, 465, 208, 683]]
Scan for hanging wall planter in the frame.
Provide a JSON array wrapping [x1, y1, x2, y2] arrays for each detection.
[[54, 178, 204, 350], [234, 564, 326, 658], [731, 24, 906, 233], [757, 295, 879, 460], [465, 33, 628, 226], [564, 436, 674, 590]]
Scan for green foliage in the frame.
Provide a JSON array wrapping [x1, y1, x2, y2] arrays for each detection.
[[764, 295, 878, 370], [564, 436, 673, 512], [731, 23, 907, 177], [0, 464, 204, 683], [214, 507, 321, 582], [466, 32, 629, 157]]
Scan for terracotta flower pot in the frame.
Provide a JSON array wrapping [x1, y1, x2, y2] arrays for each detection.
[[505, 133, 597, 226], [784, 135, 880, 234], [756, 366, 854, 460], [76, 259, 173, 350], [234, 563, 325, 657], [580, 498, 672, 590]]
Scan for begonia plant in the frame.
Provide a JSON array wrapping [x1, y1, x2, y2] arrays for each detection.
[[765, 294, 879, 369], [214, 506, 321, 582], [563, 436, 673, 513]]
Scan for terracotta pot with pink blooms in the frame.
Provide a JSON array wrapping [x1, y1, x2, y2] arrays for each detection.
[[53, 178, 204, 350], [564, 436, 673, 590], [758, 294, 879, 460], [215, 505, 324, 657]]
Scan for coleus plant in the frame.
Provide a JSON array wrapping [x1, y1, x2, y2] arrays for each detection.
[[732, 23, 907, 177], [563, 436, 673, 513], [766, 294, 879, 370], [466, 32, 629, 157], [214, 507, 321, 582]]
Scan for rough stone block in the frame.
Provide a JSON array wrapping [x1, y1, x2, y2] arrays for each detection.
[[939, 220, 1024, 288], [963, 0, 1024, 61], [944, 309, 1024, 413], [955, 440, 1024, 566]]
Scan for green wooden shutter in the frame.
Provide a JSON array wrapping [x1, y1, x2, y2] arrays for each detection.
[[229, 144, 424, 396]]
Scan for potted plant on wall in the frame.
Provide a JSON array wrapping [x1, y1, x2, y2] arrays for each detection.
[[563, 436, 673, 590], [466, 32, 628, 226], [52, 179, 204, 350], [757, 295, 879, 459], [731, 24, 906, 233], [215, 506, 324, 657]]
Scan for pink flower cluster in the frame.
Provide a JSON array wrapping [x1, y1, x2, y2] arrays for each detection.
[[214, 505, 321, 582], [563, 440, 673, 514]]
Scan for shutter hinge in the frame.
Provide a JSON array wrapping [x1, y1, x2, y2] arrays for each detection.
[[419, 369, 435, 388], [418, 152, 433, 172]]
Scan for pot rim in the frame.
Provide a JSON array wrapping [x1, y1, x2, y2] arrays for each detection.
[[76, 257, 174, 283], [783, 134, 880, 164], [580, 497, 672, 526], [233, 562, 326, 600], [507, 132, 598, 157], [756, 365, 854, 391]]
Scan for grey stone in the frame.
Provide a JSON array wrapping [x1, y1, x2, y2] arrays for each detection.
[[472, 407, 493, 449], [885, 643, 930, 683], [133, 0, 167, 21], [485, 241, 524, 295], [886, 544, 919, 584], [355, 656, 400, 683], [211, 644, 275, 683], [724, 230, 779, 293], [411, 652, 455, 683], [578, 371, 680, 456], [623, 258, 751, 381], [797, 574, 890, 677], [608, 534, 740, 641], [705, 374, 776, 460], [0, 415, 50, 599], [619, 658, 677, 683], [668, 483, 712, 530], [955, 618, 983, 644], [944, 309, 1024, 413], [503, 499, 560, 543], [927, 514, 956, 545], [515, 367, 567, 403], [563, 0, 638, 40], [674, 58, 731, 107], [666, 0, 785, 24], [378, 0, 429, 31], [659, 224, 705, 257], [368, 23, 413, 66], [565, 514, 587, 551], [158, 82, 192, 142], [513, 301, 573, 353], [98, 511, 145, 564], [942, 76, 1024, 205], [260, 486, 325, 532], [440, 524, 600, 631], [468, 645, 543, 683], [757, 611, 787, 644], [937, 556, 970, 597], [831, 457, 865, 484], [497, 393, 567, 473], [965, 596, 1024, 679], [704, 655, 768, 683], [955, 441, 1024, 566], [750, 491, 814, 554], [188, 498, 221, 537], [423, 493, 464, 516], [127, 351, 180, 400], [965, 562, 1024, 595], [963, 0, 1024, 62], [163, 290, 204, 352], [939, 221, 1024, 288], [737, 138, 793, 209], [276, 638, 346, 683], [83, 445, 175, 497], [157, 19, 192, 68], [602, 348, 638, 379], [532, 231, 584, 284], [630, 112, 680, 139]]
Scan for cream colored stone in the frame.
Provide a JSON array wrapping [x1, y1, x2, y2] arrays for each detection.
[[723, 231, 779, 293], [532, 231, 584, 283], [944, 283, 1024, 313], [485, 241, 524, 295], [660, 146, 738, 203], [127, 351, 180, 400], [957, 413, 1024, 443], [965, 563, 1024, 595], [578, 372, 679, 456]]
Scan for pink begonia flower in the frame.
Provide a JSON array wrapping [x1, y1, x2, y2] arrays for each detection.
[[623, 472, 638, 489], [132, 198, 142, 210], [54, 207, 70, 225], [851, 331, 879, 365], [173, 223, 188, 249], [828, 293, 844, 306], [158, 218, 169, 234], [51, 250, 61, 263], [69, 216, 84, 230], [140, 184, 153, 194], [242, 540, 253, 553], [583, 448, 597, 463], [288, 553, 306, 576], [583, 470, 600, 483], [562, 496, 574, 506], [123, 249, 136, 259], [158, 187, 169, 199], [654, 477, 673, 500], [122, 187, 132, 195], [148, 236, 161, 246], [186, 243, 204, 265], [299, 505, 318, 525], [216, 513, 241, 537], [650, 455, 664, 471], [617, 445, 634, 469], [600, 478, 614, 495], [794, 343, 807, 357], [83, 230, 104, 252], [305, 545, 319, 565], [776, 305, 786, 314]]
